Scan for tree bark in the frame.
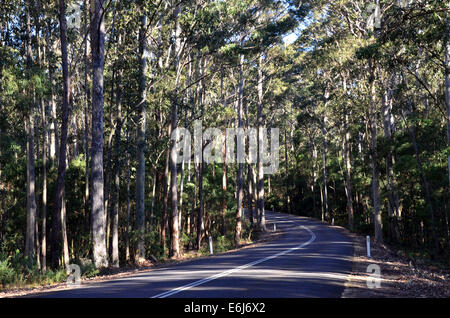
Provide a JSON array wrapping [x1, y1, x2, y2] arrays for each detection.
[[343, 110, 354, 231], [284, 129, 291, 214], [83, 0, 91, 238], [40, 73, 48, 271], [161, 145, 170, 253], [256, 54, 266, 231], [111, 35, 123, 267], [170, 4, 182, 258], [197, 162, 205, 249], [125, 127, 131, 261], [321, 116, 328, 222], [135, 12, 148, 263], [222, 130, 228, 234], [382, 78, 401, 242], [369, 60, 383, 243], [235, 52, 244, 245], [90, 0, 108, 268], [51, 0, 71, 269], [24, 1, 36, 267]]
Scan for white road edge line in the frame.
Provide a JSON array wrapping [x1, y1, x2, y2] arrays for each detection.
[[151, 225, 316, 298]]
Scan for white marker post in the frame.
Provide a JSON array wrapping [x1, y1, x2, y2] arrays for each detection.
[[209, 236, 214, 255], [366, 235, 371, 258], [332, 218, 334, 226], [273, 223, 276, 231]]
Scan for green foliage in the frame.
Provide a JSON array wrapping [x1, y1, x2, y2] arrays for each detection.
[[0, 248, 67, 289], [214, 235, 233, 253], [0, 259, 15, 287]]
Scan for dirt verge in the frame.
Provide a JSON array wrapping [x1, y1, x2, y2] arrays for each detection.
[[339, 228, 450, 298]]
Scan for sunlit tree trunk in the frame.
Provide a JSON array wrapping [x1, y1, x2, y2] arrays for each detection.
[[220, 68, 228, 235], [135, 11, 148, 263], [111, 33, 123, 267], [343, 110, 354, 231], [170, 4, 182, 258], [90, 0, 108, 268], [256, 54, 266, 231], [222, 131, 228, 234], [125, 127, 131, 261], [51, 0, 71, 269], [284, 129, 291, 214], [161, 146, 170, 253], [81, 0, 91, 241], [235, 52, 244, 245], [197, 161, 205, 249], [369, 60, 382, 243], [321, 116, 328, 222], [244, 83, 253, 225], [40, 75, 48, 271]]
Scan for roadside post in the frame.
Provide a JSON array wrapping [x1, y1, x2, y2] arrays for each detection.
[[209, 236, 214, 255]]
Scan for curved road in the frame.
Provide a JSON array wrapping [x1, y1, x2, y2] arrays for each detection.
[[31, 212, 354, 298]]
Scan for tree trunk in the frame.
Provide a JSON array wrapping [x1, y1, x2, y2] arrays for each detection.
[[34, 0, 45, 270], [382, 79, 401, 242], [62, 193, 69, 268], [321, 118, 328, 222], [235, 53, 244, 245], [41, 77, 48, 271], [135, 12, 148, 263], [311, 142, 317, 217], [445, 15, 450, 249], [445, 16, 450, 188], [24, 2, 36, 267], [125, 127, 131, 261], [170, 4, 182, 258], [284, 129, 291, 214], [343, 110, 354, 231], [111, 38, 123, 267], [90, 0, 108, 268], [244, 83, 253, 226], [161, 145, 170, 254], [256, 54, 266, 231], [51, 0, 71, 267], [220, 66, 227, 235], [25, 115, 37, 265], [222, 130, 227, 234], [369, 60, 383, 243], [197, 162, 205, 249], [83, 0, 90, 234]]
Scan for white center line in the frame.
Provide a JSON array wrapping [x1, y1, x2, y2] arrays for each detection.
[[151, 225, 316, 298]]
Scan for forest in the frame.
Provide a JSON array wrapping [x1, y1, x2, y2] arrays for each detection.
[[0, 0, 449, 288]]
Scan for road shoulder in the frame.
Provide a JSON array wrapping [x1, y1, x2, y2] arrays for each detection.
[[340, 230, 450, 298]]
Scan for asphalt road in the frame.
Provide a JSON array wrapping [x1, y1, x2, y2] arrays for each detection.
[[31, 212, 354, 298]]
